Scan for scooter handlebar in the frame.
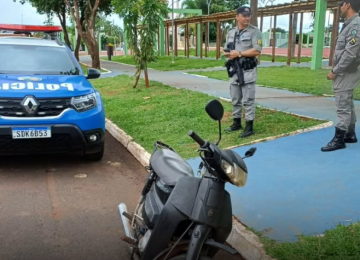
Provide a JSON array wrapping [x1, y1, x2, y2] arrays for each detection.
[[188, 130, 206, 147]]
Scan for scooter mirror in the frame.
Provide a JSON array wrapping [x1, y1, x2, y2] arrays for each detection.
[[205, 99, 224, 121]]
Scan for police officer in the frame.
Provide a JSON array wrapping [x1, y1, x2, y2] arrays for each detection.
[[322, 0, 360, 152], [223, 6, 263, 138]]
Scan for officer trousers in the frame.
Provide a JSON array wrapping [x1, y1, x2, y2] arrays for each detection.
[[335, 89, 357, 131], [230, 82, 256, 121]]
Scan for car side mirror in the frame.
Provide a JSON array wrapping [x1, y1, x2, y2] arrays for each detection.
[[86, 68, 101, 79]]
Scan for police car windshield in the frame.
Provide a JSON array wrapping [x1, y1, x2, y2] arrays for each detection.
[[0, 44, 80, 75]]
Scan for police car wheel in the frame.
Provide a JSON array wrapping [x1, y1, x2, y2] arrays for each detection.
[[84, 143, 104, 161]]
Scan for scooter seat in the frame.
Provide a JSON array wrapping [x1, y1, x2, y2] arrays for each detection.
[[150, 149, 194, 186]]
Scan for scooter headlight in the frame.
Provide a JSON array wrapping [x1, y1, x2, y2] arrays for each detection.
[[221, 160, 248, 187]]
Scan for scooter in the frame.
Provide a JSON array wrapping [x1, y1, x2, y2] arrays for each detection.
[[118, 99, 256, 260]]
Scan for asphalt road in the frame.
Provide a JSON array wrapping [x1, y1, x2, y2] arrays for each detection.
[[0, 132, 244, 260]]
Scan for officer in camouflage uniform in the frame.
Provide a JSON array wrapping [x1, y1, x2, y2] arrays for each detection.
[[322, 0, 360, 152], [223, 6, 263, 138]]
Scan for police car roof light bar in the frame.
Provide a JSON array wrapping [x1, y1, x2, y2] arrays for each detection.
[[0, 24, 62, 33]]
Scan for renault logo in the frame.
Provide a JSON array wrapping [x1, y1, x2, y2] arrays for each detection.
[[21, 96, 39, 115]]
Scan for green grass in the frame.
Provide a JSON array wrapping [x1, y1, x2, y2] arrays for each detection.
[[186, 67, 360, 100], [101, 55, 225, 71], [171, 49, 313, 63], [92, 74, 324, 159], [101, 53, 312, 72], [259, 223, 360, 260]]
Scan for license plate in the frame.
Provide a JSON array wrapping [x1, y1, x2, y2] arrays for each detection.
[[12, 127, 51, 139]]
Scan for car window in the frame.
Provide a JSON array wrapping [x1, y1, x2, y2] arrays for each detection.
[[0, 44, 80, 75]]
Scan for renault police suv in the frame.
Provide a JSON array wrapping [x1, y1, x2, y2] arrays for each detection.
[[0, 37, 105, 160]]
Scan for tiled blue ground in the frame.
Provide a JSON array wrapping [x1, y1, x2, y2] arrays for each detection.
[[187, 126, 360, 242]]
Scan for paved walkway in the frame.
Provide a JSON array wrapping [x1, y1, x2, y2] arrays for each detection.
[[81, 56, 360, 242]]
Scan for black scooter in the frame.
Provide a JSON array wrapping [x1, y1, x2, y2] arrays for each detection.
[[118, 99, 256, 260]]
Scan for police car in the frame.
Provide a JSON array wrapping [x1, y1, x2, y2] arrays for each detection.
[[0, 36, 105, 160]]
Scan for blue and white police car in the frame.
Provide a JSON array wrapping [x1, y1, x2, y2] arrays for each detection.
[[0, 36, 105, 160]]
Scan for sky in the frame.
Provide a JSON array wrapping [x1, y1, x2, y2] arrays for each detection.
[[0, 0, 334, 33]]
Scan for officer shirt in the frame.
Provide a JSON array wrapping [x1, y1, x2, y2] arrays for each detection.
[[333, 13, 360, 92], [224, 24, 263, 84]]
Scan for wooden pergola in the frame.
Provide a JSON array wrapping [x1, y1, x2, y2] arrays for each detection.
[[162, 0, 341, 66]]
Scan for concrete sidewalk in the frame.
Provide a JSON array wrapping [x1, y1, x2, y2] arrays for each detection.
[[81, 56, 360, 242]]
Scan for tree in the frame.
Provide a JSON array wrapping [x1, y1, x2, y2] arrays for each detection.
[[15, 0, 72, 50], [64, 0, 113, 69], [113, 0, 168, 88]]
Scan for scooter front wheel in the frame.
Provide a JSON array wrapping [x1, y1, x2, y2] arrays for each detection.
[[168, 255, 212, 260]]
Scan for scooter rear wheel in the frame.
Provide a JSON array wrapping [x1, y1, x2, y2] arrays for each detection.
[[169, 255, 212, 260]]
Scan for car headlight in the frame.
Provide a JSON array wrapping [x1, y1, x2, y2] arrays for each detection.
[[221, 159, 248, 187], [71, 93, 97, 112]]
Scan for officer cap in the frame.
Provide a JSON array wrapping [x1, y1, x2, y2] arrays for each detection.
[[237, 6, 251, 16], [338, 0, 360, 12]]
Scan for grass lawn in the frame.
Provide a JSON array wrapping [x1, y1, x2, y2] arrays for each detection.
[[102, 55, 225, 71], [186, 67, 360, 100], [258, 223, 360, 260], [101, 53, 312, 72], [171, 49, 313, 63], [92, 75, 325, 159]]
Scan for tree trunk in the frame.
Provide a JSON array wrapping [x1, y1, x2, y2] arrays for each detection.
[[62, 26, 71, 49], [250, 0, 258, 27], [74, 34, 82, 61], [291, 13, 298, 58], [57, 12, 71, 48], [82, 33, 100, 69], [144, 62, 149, 88], [134, 70, 141, 88]]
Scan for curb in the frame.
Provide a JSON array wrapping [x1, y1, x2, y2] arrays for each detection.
[[105, 119, 150, 167], [228, 217, 275, 260], [79, 62, 112, 74], [105, 117, 276, 260]]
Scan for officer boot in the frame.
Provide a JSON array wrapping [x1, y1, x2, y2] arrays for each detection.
[[321, 127, 346, 152], [240, 121, 254, 138], [225, 118, 242, 132], [344, 124, 357, 143]]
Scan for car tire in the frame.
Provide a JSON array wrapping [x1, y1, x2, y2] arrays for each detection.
[[84, 143, 104, 161]]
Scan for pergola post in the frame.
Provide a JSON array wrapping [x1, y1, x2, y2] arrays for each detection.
[[258, 12, 264, 64], [165, 24, 168, 55], [174, 23, 178, 57], [297, 12, 304, 64], [205, 22, 209, 57], [197, 22, 201, 57], [186, 22, 190, 57], [200, 20, 203, 59], [195, 24, 198, 57], [272, 15, 277, 62], [216, 19, 221, 60], [159, 20, 165, 56], [166, 24, 170, 56], [287, 11, 293, 66], [329, 6, 340, 66], [311, 0, 327, 70]]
